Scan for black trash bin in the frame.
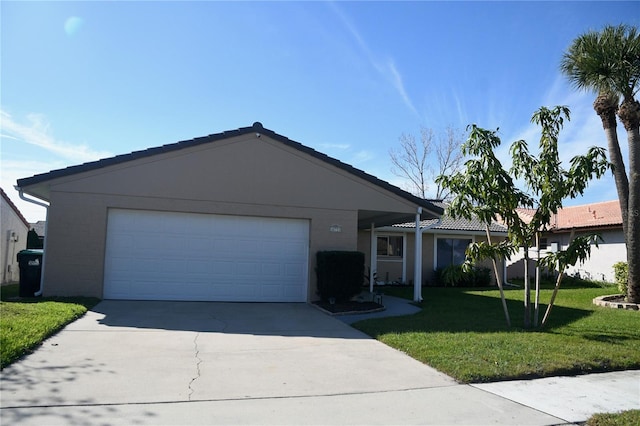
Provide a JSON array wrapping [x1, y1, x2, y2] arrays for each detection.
[[17, 249, 44, 297]]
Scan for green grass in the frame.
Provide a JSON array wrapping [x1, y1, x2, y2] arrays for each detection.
[[355, 281, 640, 383], [0, 284, 100, 369], [587, 410, 640, 426]]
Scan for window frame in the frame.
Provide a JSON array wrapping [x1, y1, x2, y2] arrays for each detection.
[[435, 236, 473, 269], [376, 235, 404, 258]]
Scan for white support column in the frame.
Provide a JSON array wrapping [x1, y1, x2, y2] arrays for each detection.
[[370, 222, 376, 293], [414, 208, 422, 302], [401, 233, 407, 283], [503, 256, 508, 284]]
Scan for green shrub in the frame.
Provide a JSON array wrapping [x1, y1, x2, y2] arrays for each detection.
[[613, 262, 628, 295], [471, 266, 491, 287], [437, 265, 465, 287], [316, 251, 364, 302], [435, 265, 492, 287]]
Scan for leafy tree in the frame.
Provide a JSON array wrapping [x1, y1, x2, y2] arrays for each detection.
[[390, 126, 465, 200], [560, 24, 640, 303], [437, 106, 609, 328]]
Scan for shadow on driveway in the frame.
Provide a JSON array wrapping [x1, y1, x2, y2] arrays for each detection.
[[86, 300, 370, 338]]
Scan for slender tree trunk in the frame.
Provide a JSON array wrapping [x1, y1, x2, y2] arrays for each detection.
[[534, 233, 541, 327], [523, 244, 531, 328], [542, 230, 575, 327], [541, 274, 565, 327], [618, 99, 640, 303], [486, 225, 511, 327]]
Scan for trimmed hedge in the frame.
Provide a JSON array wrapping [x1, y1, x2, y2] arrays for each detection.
[[613, 261, 628, 295], [316, 251, 364, 302]]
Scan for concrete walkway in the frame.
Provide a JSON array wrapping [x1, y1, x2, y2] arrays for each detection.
[[1, 299, 638, 425], [335, 292, 422, 324]]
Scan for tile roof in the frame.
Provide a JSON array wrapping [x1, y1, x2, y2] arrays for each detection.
[[516, 201, 622, 231], [392, 200, 508, 233], [1, 187, 30, 228], [515, 208, 537, 223], [16, 122, 443, 217], [552, 200, 622, 230]]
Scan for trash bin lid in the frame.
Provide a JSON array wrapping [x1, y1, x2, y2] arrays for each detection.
[[17, 249, 44, 257]]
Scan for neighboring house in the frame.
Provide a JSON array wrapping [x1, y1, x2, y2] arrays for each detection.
[[507, 200, 624, 283], [357, 201, 509, 286], [15, 122, 443, 301], [1, 187, 29, 284]]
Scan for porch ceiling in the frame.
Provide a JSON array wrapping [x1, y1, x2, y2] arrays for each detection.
[[357, 209, 439, 229]]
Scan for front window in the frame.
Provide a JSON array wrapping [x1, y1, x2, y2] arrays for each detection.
[[437, 238, 471, 269], [539, 238, 548, 250], [377, 236, 403, 257]]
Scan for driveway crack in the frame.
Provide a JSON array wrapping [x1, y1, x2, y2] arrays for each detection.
[[188, 332, 202, 401]]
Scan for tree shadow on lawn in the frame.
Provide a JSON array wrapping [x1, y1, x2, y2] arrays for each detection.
[[354, 288, 593, 334], [352, 288, 640, 381]]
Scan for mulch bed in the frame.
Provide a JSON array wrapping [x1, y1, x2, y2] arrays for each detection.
[[313, 300, 384, 315]]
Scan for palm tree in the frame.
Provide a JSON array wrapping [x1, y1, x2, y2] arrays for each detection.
[[560, 24, 640, 303]]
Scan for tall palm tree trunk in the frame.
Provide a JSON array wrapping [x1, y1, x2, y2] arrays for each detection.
[[594, 94, 629, 237], [619, 99, 640, 303]]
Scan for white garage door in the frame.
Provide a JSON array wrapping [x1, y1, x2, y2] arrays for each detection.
[[104, 209, 309, 302]]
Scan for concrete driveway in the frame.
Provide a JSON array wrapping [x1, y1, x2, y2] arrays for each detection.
[[1, 301, 574, 425]]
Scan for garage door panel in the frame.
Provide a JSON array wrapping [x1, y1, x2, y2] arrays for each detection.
[[104, 210, 309, 301]]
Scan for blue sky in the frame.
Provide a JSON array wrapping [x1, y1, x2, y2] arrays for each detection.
[[2, 1, 638, 222]]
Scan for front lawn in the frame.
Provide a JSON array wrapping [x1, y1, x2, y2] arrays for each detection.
[[354, 281, 640, 383], [0, 284, 100, 369]]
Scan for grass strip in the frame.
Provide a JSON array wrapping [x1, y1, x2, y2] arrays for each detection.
[[586, 410, 640, 426], [0, 284, 100, 369]]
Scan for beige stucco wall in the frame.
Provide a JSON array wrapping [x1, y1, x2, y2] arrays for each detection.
[[358, 230, 505, 287], [27, 133, 423, 300], [1, 195, 29, 284]]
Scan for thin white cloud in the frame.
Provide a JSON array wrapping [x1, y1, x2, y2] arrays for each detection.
[[352, 149, 374, 164], [1, 110, 111, 163], [319, 143, 350, 150], [328, 3, 418, 116], [385, 59, 418, 116], [454, 92, 466, 127]]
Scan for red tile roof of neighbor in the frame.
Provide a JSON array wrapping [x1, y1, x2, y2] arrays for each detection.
[[552, 200, 622, 230], [515, 200, 622, 231]]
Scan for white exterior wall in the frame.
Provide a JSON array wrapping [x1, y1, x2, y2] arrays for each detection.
[[1, 196, 29, 284], [560, 229, 625, 282], [507, 229, 626, 283]]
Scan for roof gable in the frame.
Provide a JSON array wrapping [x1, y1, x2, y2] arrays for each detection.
[[16, 122, 442, 217]]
